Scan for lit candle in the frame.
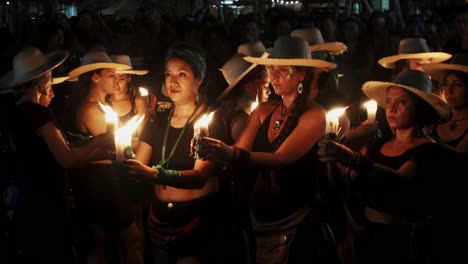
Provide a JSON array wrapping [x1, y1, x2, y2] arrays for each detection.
[[99, 102, 118, 135], [364, 100, 377, 124], [114, 114, 145, 162], [250, 97, 259, 113], [193, 111, 215, 159], [139, 86, 150, 105], [325, 108, 346, 135]]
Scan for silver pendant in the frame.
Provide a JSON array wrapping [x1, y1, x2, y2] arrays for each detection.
[[272, 119, 282, 130]]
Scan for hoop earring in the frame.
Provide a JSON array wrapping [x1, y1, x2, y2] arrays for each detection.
[[297, 82, 303, 94]]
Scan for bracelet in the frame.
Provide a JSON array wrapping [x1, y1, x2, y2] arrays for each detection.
[[151, 165, 181, 179]]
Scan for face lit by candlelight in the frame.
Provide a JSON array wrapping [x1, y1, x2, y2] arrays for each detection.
[[164, 58, 201, 104], [94, 68, 118, 95], [266, 65, 305, 97], [441, 73, 467, 108], [38, 71, 54, 107], [385, 86, 417, 129], [114, 73, 131, 96]]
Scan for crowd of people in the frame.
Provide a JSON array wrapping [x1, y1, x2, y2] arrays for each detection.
[[1, 1, 468, 263]]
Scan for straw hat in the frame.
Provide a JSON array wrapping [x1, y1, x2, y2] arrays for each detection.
[[423, 53, 468, 83], [52, 75, 69, 85], [290, 27, 348, 55], [217, 52, 268, 101], [0, 47, 69, 90], [362, 69, 450, 122], [110, 54, 149, 75], [238, 40, 267, 57], [244, 36, 337, 69], [67, 50, 131, 81], [378, 38, 452, 69]]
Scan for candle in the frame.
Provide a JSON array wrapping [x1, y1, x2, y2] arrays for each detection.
[[139, 86, 150, 103], [193, 112, 215, 159], [364, 100, 377, 124], [250, 97, 259, 113], [99, 102, 118, 135], [325, 108, 346, 135], [114, 114, 145, 162]]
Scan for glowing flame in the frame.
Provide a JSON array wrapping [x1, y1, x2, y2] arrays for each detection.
[[139, 87, 149, 97], [194, 112, 215, 131], [250, 97, 259, 112], [99, 101, 118, 133], [115, 114, 145, 161], [363, 100, 377, 123], [326, 107, 346, 134]]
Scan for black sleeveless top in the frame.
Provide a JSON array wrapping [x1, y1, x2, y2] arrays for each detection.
[[433, 128, 468, 148], [250, 108, 321, 222]]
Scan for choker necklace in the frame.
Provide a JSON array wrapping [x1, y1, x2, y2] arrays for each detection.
[[449, 116, 468, 131], [272, 99, 297, 131]]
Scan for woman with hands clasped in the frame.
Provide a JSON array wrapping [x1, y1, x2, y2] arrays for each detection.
[[197, 36, 345, 264], [121, 44, 233, 264], [317, 69, 466, 263]]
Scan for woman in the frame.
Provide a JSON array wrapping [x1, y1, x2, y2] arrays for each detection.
[[197, 36, 343, 264], [122, 44, 231, 263], [109, 54, 150, 136], [423, 53, 468, 154], [0, 47, 113, 263], [317, 69, 465, 263]]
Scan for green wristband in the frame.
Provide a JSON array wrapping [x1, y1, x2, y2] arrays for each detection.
[[152, 165, 181, 178]]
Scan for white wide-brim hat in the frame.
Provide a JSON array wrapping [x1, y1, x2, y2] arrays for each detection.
[[362, 69, 450, 123], [423, 53, 468, 83], [68, 50, 131, 81], [217, 52, 268, 101], [110, 54, 149, 75], [238, 40, 266, 57], [0, 47, 69, 90], [244, 36, 337, 69], [290, 27, 348, 55], [378, 38, 452, 69]]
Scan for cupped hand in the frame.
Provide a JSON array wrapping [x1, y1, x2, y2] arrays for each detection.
[[317, 136, 355, 165], [197, 137, 234, 162], [121, 159, 157, 180]]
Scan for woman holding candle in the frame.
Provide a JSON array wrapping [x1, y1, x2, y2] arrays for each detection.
[[122, 43, 233, 263], [0, 47, 114, 263], [69, 49, 146, 264], [317, 69, 466, 263], [196, 36, 346, 263]]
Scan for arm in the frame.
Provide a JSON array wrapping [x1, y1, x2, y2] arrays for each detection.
[[39, 122, 112, 168], [455, 134, 468, 154]]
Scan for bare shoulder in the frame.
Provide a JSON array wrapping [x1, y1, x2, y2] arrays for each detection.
[[302, 100, 326, 119], [255, 100, 278, 123]]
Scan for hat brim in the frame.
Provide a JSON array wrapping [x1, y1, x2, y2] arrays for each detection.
[[244, 56, 337, 70], [52, 76, 69, 85], [310, 42, 348, 55], [217, 53, 269, 102], [423, 63, 468, 83], [362, 81, 450, 122], [68, 62, 131, 82], [0, 50, 69, 90], [117, 69, 149, 75], [378, 52, 452, 69]]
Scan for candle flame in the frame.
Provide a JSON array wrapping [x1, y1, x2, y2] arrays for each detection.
[[326, 107, 346, 134], [250, 97, 259, 112], [139, 87, 149, 97], [115, 114, 145, 161], [364, 100, 377, 111], [99, 101, 118, 125], [194, 111, 215, 129]]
